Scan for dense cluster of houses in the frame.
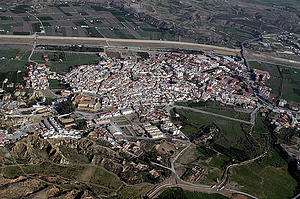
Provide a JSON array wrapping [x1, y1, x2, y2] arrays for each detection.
[[25, 64, 51, 90], [36, 117, 81, 139], [63, 52, 273, 116], [1, 50, 299, 151], [270, 108, 300, 131], [0, 130, 28, 146], [88, 124, 142, 157]]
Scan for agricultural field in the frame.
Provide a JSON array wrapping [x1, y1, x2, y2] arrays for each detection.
[[0, 3, 178, 41], [31, 51, 100, 73], [0, 48, 30, 91]]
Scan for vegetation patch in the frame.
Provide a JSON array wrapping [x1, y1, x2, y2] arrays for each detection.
[[55, 6, 72, 16], [113, 29, 136, 39], [49, 79, 66, 89], [0, 16, 12, 20], [119, 183, 154, 199], [38, 16, 54, 21], [90, 167, 123, 190], [32, 23, 42, 32], [59, 146, 89, 164], [158, 188, 230, 199], [10, 5, 30, 14], [86, 27, 103, 37], [250, 61, 300, 102], [2, 166, 23, 178], [13, 31, 30, 35], [229, 151, 297, 199]]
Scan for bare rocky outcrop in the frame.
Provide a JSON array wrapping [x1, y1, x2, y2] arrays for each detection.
[[48, 147, 70, 165], [11, 134, 69, 165], [11, 142, 42, 164]]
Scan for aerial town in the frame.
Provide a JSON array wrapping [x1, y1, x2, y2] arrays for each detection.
[[0, 50, 299, 148], [0, 48, 299, 199], [1, 0, 300, 198]]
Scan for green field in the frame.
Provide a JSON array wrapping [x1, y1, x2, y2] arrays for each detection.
[[229, 150, 297, 199], [86, 27, 103, 37], [158, 188, 230, 199], [0, 49, 30, 72], [0, 22, 23, 33], [251, 114, 269, 152], [49, 79, 66, 89], [90, 167, 123, 190], [177, 101, 251, 121], [30, 51, 100, 73], [171, 107, 258, 165], [113, 29, 136, 39], [172, 108, 248, 143], [215, 26, 254, 45], [50, 53, 99, 73], [280, 67, 300, 102], [90, 5, 135, 22], [118, 183, 154, 199]]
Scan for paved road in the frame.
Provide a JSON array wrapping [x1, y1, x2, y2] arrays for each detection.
[[148, 141, 259, 199], [27, 33, 38, 66], [146, 176, 259, 199], [172, 105, 252, 124], [215, 152, 267, 190], [171, 142, 192, 175], [250, 103, 263, 125], [26, 11, 45, 33]]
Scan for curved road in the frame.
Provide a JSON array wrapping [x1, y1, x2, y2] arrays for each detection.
[[147, 141, 258, 199], [215, 152, 267, 190]]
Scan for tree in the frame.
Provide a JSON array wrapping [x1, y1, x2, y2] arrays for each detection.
[[56, 100, 74, 114]]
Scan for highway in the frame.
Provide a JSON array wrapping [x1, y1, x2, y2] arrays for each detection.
[[1, 34, 299, 67], [0, 35, 240, 53]]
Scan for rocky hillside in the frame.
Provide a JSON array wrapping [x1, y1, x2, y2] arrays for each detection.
[[0, 134, 166, 198]]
